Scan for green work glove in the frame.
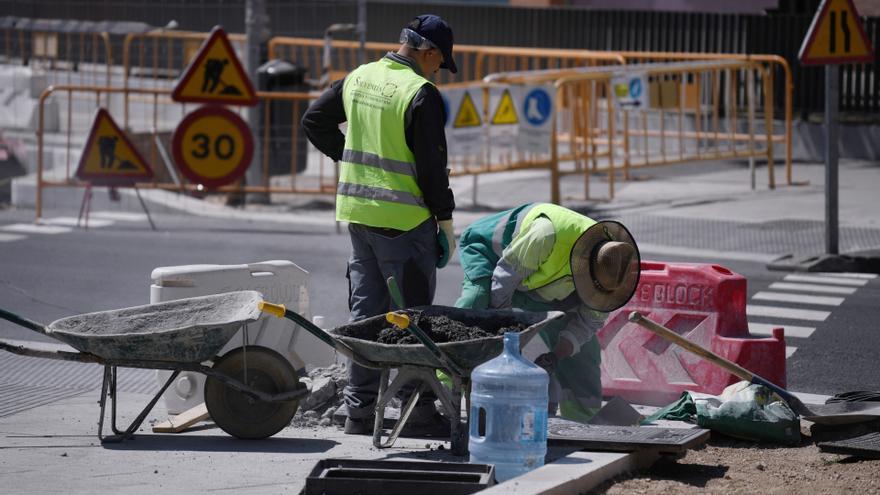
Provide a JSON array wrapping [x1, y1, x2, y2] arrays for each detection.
[[436, 219, 456, 268]]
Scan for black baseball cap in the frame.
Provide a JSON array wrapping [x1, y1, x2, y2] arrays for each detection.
[[408, 14, 457, 74]]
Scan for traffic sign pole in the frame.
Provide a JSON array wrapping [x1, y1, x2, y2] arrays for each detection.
[[824, 65, 839, 255]]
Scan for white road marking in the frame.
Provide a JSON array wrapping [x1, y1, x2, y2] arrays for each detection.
[[746, 305, 830, 321], [0, 233, 26, 242], [637, 243, 778, 263], [769, 282, 857, 295], [90, 211, 148, 222], [748, 323, 816, 339], [786, 346, 797, 358], [1, 223, 71, 234], [752, 291, 844, 307], [813, 272, 877, 280], [783, 274, 868, 287], [42, 217, 114, 228]]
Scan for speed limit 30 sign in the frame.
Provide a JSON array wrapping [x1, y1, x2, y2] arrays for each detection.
[[172, 105, 254, 188]]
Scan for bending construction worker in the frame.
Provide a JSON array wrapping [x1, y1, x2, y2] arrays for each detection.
[[302, 14, 457, 435], [455, 203, 640, 422]]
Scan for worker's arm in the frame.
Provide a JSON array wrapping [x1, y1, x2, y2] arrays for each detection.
[[301, 78, 346, 162], [489, 216, 556, 309], [556, 305, 605, 358], [405, 84, 455, 221]]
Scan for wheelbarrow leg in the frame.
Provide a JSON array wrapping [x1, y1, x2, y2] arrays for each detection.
[[373, 367, 428, 449], [98, 367, 181, 443]]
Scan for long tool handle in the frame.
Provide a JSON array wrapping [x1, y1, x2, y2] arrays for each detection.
[[0, 307, 49, 335], [385, 276, 467, 377], [259, 301, 381, 369], [628, 311, 813, 417]]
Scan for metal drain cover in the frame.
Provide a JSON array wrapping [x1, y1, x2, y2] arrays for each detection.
[[819, 432, 880, 459], [548, 418, 710, 453]]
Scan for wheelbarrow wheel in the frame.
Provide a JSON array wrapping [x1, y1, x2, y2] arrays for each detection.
[[204, 346, 302, 439]]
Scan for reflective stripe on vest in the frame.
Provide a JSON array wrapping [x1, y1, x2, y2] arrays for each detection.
[[337, 58, 432, 230]]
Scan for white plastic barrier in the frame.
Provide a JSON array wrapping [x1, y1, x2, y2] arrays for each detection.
[[151, 260, 334, 414]]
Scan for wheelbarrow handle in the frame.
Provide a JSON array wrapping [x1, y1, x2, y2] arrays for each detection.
[[258, 301, 381, 370], [0, 307, 49, 335], [387, 312, 466, 377]]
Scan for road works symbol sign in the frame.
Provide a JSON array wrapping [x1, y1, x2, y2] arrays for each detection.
[[75, 108, 153, 184], [443, 87, 486, 156], [172, 106, 254, 188], [491, 89, 519, 125], [453, 91, 481, 128], [799, 0, 874, 65], [172, 26, 258, 106]]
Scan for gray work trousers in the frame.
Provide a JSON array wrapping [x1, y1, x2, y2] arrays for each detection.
[[343, 219, 439, 419]]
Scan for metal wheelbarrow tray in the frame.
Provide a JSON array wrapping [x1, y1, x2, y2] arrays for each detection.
[[0, 291, 309, 443], [329, 306, 561, 371]]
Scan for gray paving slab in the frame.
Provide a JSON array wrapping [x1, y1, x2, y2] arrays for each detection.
[[0, 389, 678, 495]]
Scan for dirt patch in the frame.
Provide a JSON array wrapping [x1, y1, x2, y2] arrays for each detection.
[[595, 428, 880, 494], [334, 310, 527, 345]]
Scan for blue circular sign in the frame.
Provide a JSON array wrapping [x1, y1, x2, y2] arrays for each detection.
[[523, 88, 552, 126], [629, 78, 643, 98]]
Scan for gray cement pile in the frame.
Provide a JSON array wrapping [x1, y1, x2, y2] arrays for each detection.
[[291, 363, 348, 428]]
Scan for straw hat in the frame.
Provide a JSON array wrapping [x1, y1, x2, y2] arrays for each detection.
[[570, 221, 640, 312]]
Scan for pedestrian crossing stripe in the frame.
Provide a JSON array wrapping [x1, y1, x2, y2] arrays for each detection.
[[74, 108, 153, 184], [453, 91, 482, 128], [172, 26, 258, 106], [491, 89, 519, 125]]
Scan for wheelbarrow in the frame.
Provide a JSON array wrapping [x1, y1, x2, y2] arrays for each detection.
[[0, 290, 308, 443], [260, 301, 565, 455]]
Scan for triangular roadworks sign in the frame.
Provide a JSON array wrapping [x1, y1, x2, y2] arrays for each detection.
[[172, 26, 258, 106], [454, 91, 482, 128], [75, 109, 153, 184], [799, 0, 874, 65], [491, 89, 519, 125]]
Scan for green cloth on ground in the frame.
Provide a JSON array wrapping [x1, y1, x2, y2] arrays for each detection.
[[643, 381, 801, 445]]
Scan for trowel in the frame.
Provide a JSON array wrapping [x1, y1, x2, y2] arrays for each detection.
[[629, 312, 880, 426]]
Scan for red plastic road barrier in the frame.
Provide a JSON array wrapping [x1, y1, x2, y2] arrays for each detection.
[[599, 261, 786, 406]]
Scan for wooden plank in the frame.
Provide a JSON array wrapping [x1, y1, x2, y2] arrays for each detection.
[[547, 418, 710, 454], [152, 403, 209, 433]]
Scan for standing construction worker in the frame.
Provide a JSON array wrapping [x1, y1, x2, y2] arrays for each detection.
[[302, 14, 457, 435], [455, 203, 640, 422]]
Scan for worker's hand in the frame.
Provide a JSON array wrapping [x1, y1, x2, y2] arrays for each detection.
[[534, 352, 558, 375], [554, 338, 574, 360], [436, 219, 456, 268]]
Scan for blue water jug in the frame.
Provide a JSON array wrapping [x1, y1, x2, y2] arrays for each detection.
[[469, 332, 549, 482]]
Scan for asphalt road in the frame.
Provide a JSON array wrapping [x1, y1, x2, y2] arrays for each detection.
[[1, 207, 877, 397]]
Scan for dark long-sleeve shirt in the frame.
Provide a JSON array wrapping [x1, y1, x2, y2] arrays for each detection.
[[301, 53, 455, 221]]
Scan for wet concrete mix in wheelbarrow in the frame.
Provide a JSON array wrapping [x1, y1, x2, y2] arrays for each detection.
[[335, 311, 528, 345]]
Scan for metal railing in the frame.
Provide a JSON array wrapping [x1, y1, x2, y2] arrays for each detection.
[[266, 36, 625, 87]]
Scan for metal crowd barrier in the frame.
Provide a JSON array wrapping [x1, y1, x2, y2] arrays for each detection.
[[34, 84, 337, 221]]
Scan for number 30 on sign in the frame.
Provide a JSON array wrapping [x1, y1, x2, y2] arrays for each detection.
[[172, 105, 254, 188]]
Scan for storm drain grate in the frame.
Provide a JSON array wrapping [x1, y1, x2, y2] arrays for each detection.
[[547, 417, 710, 453], [819, 432, 880, 459]]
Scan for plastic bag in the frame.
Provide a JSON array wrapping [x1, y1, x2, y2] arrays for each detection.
[[643, 381, 801, 444]]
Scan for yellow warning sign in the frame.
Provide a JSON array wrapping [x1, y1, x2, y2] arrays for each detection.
[[454, 92, 481, 128], [75, 109, 153, 184], [799, 0, 874, 65], [491, 89, 518, 125], [172, 26, 258, 106]]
